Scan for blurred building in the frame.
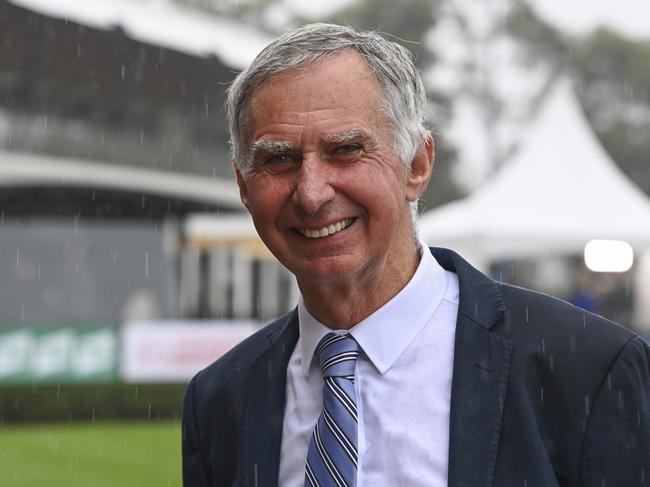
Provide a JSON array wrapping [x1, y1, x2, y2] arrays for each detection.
[[0, 0, 268, 177], [0, 0, 302, 386], [0, 0, 293, 329]]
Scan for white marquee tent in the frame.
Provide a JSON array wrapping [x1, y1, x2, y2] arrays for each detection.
[[418, 79, 650, 330], [418, 79, 650, 267]]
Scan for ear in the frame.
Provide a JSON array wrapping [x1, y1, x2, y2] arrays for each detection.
[[405, 134, 435, 202], [234, 165, 250, 210]]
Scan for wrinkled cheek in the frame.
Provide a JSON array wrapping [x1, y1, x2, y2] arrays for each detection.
[[247, 181, 287, 214]]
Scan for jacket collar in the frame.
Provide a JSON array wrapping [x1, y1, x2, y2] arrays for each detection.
[[240, 310, 299, 487], [432, 247, 513, 487], [431, 247, 506, 329]]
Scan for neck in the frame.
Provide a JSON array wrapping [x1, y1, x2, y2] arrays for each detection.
[[299, 242, 422, 330]]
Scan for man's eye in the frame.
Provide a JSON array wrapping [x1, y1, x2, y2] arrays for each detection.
[[335, 144, 361, 153], [266, 154, 292, 164]]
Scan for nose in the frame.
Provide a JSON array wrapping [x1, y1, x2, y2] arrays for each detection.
[[291, 156, 336, 215]]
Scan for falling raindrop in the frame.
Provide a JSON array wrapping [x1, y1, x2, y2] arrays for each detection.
[[525, 306, 529, 323], [618, 390, 625, 410]]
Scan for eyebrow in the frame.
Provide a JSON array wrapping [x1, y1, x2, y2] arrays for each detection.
[[248, 128, 378, 159], [249, 140, 295, 159], [321, 129, 378, 149]]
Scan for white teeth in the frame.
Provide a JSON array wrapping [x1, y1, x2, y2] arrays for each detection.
[[300, 218, 354, 239]]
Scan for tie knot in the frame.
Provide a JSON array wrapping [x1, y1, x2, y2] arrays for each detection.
[[315, 332, 359, 379]]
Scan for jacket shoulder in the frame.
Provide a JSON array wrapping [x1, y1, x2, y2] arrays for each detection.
[[496, 281, 638, 392], [182, 310, 297, 485], [497, 281, 635, 343], [191, 309, 297, 395]]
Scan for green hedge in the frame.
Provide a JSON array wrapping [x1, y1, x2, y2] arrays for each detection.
[[0, 383, 187, 423]]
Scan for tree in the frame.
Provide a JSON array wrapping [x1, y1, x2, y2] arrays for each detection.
[[505, 4, 650, 196], [573, 29, 650, 195]]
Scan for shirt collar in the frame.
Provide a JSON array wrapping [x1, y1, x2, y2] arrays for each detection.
[[298, 242, 449, 376]]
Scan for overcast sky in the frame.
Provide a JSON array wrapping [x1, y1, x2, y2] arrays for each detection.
[[284, 0, 650, 41], [529, 0, 650, 40]]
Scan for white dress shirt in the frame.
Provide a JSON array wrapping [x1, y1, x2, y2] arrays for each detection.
[[278, 244, 460, 486]]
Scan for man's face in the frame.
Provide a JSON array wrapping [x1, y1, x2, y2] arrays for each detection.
[[235, 52, 432, 290]]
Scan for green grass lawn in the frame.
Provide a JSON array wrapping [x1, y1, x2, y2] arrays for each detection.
[[0, 421, 181, 487]]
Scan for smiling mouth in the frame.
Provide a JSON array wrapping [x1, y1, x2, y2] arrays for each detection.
[[298, 217, 355, 239]]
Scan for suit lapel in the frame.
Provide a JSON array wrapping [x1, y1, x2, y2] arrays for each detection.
[[240, 311, 299, 487], [447, 311, 513, 487], [431, 248, 513, 487]]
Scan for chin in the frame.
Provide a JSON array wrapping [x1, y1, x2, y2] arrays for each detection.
[[290, 255, 367, 286]]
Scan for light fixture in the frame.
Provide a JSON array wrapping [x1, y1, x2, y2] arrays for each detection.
[[584, 239, 634, 273]]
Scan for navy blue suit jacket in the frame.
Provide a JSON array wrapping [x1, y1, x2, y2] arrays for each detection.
[[183, 248, 650, 486]]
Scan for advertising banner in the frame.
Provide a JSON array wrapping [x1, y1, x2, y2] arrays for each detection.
[[0, 325, 118, 384], [120, 321, 259, 383]]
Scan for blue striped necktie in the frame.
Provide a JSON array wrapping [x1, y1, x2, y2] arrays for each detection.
[[305, 332, 360, 487]]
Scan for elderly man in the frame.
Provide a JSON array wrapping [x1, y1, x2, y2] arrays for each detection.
[[182, 24, 650, 487]]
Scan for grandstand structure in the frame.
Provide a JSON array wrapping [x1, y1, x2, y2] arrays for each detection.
[[0, 0, 293, 333]]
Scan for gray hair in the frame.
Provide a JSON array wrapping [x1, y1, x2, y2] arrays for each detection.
[[226, 23, 429, 171]]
